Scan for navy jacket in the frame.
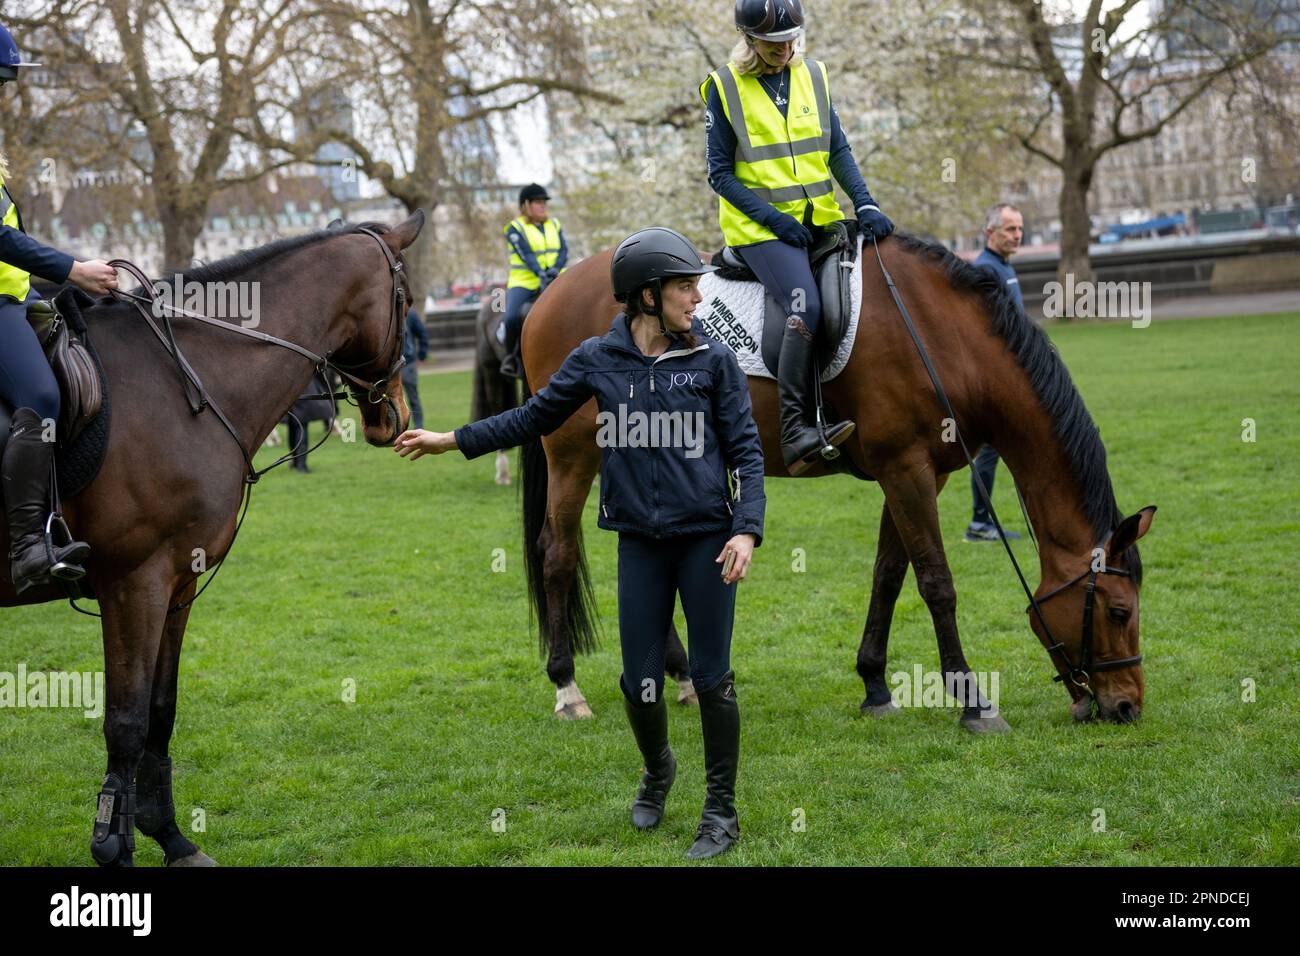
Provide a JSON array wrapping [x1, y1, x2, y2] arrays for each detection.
[[454, 312, 767, 545], [0, 185, 74, 290], [403, 307, 428, 365], [974, 246, 1024, 314]]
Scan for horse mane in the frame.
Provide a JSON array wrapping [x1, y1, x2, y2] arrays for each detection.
[[181, 220, 391, 285], [889, 232, 1141, 585]]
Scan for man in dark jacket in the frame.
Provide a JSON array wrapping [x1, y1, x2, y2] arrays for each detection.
[[402, 305, 429, 430], [967, 202, 1024, 543]]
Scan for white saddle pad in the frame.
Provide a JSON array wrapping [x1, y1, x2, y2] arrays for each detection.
[[696, 236, 863, 382]]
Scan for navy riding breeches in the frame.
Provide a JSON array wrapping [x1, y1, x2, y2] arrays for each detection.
[[0, 289, 60, 423], [502, 286, 539, 349], [736, 239, 822, 335], [617, 528, 738, 708]]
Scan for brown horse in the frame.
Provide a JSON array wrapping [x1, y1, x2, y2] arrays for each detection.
[[0, 213, 422, 865], [516, 232, 1155, 728]]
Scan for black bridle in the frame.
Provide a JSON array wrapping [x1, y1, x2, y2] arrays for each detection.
[[1028, 546, 1142, 694], [83, 225, 408, 616]]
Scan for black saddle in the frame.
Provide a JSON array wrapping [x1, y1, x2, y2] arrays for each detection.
[[711, 219, 859, 378], [0, 286, 112, 501]]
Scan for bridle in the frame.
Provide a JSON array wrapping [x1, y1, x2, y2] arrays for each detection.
[[1027, 536, 1142, 695], [85, 225, 408, 616]]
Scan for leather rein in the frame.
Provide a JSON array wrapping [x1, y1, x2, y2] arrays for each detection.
[[85, 226, 408, 615]]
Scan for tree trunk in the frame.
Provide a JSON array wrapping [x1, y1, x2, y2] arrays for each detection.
[[157, 202, 205, 272], [1057, 157, 1095, 298]]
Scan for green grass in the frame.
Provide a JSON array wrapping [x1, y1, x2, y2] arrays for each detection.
[[1, 311, 1297, 866]]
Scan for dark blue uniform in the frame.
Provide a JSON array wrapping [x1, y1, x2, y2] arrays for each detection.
[[455, 311, 766, 701]]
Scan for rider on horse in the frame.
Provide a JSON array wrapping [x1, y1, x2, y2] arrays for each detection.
[[0, 23, 119, 594], [701, 0, 895, 475], [499, 183, 567, 379]]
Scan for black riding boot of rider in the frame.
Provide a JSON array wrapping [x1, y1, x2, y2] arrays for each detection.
[[2, 407, 90, 594], [623, 691, 677, 830], [777, 317, 854, 476], [687, 671, 741, 860]]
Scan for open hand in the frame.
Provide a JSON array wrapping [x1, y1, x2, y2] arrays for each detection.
[[393, 428, 457, 460]]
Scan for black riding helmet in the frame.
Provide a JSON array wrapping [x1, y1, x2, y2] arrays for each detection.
[[518, 183, 550, 204], [735, 0, 805, 42], [0, 24, 40, 83], [611, 227, 717, 333]]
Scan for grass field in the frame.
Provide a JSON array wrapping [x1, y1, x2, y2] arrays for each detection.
[[1, 311, 1297, 866]]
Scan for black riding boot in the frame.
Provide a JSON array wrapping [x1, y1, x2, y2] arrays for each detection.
[[687, 671, 741, 860], [777, 317, 854, 476], [499, 341, 523, 380], [2, 407, 89, 594], [623, 692, 676, 830]]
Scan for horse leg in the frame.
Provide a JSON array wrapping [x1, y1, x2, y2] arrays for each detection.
[[494, 450, 511, 486], [90, 566, 172, 866], [665, 620, 697, 705], [540, 459, 597, 720], [856, 503, 910, 716], [136, 581, 215, 867], [879, 464, 1009, 733]]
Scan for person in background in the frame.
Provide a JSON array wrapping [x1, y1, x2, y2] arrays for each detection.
[[966, 202, 1025, 543], [499, 183, 567, 379], [402, 304, 429, 431]]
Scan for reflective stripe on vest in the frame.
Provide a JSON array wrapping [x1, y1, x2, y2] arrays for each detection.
[[0, 180, 32, 301], [505, 216, 563, 290], [700, 59, 847, 247]]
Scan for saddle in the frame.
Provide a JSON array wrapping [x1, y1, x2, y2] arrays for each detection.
[[0, 287, 110, 499], [710, 219, 860, 378]]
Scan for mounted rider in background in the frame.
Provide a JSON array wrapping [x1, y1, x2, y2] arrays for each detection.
[[499, 183, 568, 379]]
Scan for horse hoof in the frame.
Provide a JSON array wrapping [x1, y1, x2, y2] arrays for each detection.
[[960, 712, 1011, 733], [555, 701, 594, 720], [676, 679, 698, 706], [168, 850, 217, 867], [861, 700, 901, 718]]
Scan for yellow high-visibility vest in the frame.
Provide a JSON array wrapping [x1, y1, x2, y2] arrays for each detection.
[[0, 174, 32, 301], [505, 216, 563, 291], [699, 59, 847, 247]]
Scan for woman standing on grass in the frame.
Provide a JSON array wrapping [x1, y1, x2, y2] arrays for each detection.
[[394, 227, 766, 860]]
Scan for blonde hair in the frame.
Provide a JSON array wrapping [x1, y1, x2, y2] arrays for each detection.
[[728, 33, 806, 76], [0, 150, 9, 182]]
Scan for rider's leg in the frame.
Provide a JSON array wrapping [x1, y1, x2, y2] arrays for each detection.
[[0, 292, 90, 592], [735, 240, 854, 475], [499, 286, 536, 377]]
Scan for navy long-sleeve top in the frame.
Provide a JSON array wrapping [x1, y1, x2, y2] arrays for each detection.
[[973, 247, 1024, 314], [403, 307, 429, 365], [704, 67, 879, 235], [0, 186, 74, 287]]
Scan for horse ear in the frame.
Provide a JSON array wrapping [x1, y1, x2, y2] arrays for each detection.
[[326, 218, 345, 229], [1107, 505, 1157, 561], [384, 209, 425, 252]]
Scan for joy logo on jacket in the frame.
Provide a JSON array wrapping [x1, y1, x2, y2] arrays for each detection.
[[595, 404, 707, 459], [667, 371, 699, 390]]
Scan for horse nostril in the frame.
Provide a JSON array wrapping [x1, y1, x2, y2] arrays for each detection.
[[1116, 699, 1137, 723]]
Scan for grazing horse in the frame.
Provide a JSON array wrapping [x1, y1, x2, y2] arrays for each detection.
[[516, 233, 1155, 729], [0, 213, 423, 865]]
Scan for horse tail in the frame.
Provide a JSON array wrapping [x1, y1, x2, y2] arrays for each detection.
[[520, 390, 600, 658]]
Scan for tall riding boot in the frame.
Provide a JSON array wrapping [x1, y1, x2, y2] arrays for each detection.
[[623, 692, 676, 830], [499, 340, 524, 380], [777, 317, 855, 476], [2, 407, 89, 594], [687, 671, 741, 860]]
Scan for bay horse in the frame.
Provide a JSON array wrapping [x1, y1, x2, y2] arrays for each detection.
[[0, 212, 423, 865], [473, 282, 700, 710], [516, 232, 1155, 728]]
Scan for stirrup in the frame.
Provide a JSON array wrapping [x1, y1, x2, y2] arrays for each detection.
[[45, 513, 88, 582]]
